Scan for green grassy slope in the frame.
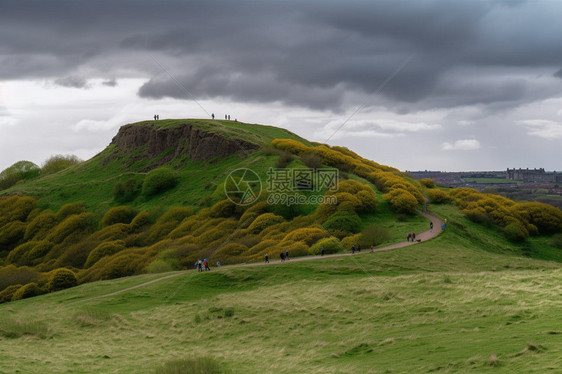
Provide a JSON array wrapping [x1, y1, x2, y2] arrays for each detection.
[[1, 119, 310, 213], [1, 216, 560, 373]]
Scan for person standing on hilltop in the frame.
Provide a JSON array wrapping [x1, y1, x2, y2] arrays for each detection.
[[212, 113, 215, 119]]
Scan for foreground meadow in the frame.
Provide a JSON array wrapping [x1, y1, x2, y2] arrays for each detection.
[[1, 224, 561, 374]]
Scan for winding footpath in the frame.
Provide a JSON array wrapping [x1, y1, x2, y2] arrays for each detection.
[[91, 211, 443, 299]]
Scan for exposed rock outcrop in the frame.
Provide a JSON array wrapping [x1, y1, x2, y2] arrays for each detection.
[[104, 122, 259, 168]]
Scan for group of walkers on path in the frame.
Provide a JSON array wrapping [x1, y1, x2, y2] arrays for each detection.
[[194, 259, 211, 272], [265, 250, 290, 263]]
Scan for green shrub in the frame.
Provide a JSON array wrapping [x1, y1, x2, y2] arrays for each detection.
[[209, 199, 238, 218], [0, 265, 40, 290], [85, 240, 127, 268], [47, 213, 95, 244], [7, 241, 36, 266], [47, 268, 78, 292], [96, 253, 145, 280], [26, 241, 54, 264], [130, 210, 151, 231], [0, 284, 22, 304], [301, 153, 323, 169], [359, 225, 391, 247], [112, 178, 142, 202], [0, 196, 36, 227], [41, 154, 81, 175], [276, 151, 295, 168], [24, 211, 57, 241], [56, 202, 86, 221], [427, 189, 450, 204], [0, 221, 26, 251], [383, 189, 419, 214], [157, 207, 194, 225], [503, 222, 529, 243], [323, 211, 361, 234], [11, 282, 45, 301], [142, 167, 179, 196], [213, 243, 248, 264], [100, 206, 138, 227], [311, 237, 342, 255], [419, 178, 436, 188], [282, 228, 327, 246], [247, 213, 284, 234]]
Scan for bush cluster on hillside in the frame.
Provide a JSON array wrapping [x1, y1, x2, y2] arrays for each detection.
[[449, 188, 562, 242]]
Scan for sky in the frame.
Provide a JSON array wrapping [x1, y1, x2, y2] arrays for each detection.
[[1, 0, 561, 173]]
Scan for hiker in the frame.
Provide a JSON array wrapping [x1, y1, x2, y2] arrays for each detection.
[[204, 258, 210, 271], [352, 245, 356, 254], [370, 244, 374, 253], [198, 260, 203, 272], [407, 233, 412, 242], [154, 114, 157, 120], [216, 261, 221, 268], [228, 115, 231, 120], [357, 244, 361, 252], [412, 233, 416, 241], [265, 253, 269, 263], [285, 250, 289, 260], [212, 113, 215, 119], [225, 114, 227, 119], [194, 260, 199, 269], [280, 252, 285, 262], [430, 222, 433, 232], [321, 246, 325, 256], [442, 222, 446, 231]]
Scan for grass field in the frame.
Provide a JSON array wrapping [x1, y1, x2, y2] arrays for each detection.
[[462, 178, 521, 185], [1, 207, 561, 373]]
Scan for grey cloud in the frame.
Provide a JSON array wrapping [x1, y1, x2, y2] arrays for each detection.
[[555, 69, 562, 79], [2, 0, 562, 112], [54, 76, 91, 89], [102, 79, 118, 87]]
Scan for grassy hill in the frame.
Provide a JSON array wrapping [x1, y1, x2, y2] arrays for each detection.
[[1, 118, 562, 373], [1, 210, 561, 373], [2, 119, 311, 213]]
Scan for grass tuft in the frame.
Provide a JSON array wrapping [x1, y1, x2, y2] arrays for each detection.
[[487, 354, 500, 367], [0, 318, 51, 339], [154, 357, 227, 374]]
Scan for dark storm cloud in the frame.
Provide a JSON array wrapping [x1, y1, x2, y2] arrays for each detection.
[[2, 0, 562, 111]]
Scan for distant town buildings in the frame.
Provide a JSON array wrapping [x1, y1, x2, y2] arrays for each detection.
[[506, 168, 561, 183]]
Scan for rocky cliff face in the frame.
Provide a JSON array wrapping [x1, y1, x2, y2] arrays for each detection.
[[104, 122, 259, 168]]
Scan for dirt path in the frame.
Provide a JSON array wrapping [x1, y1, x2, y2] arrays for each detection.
[[92, 210, 443, 299]]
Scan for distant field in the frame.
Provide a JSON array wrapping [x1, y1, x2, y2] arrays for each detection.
[[462, 177, 521, 184]]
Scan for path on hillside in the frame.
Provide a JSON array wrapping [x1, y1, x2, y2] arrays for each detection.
[[90, 211, 443, 299]]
